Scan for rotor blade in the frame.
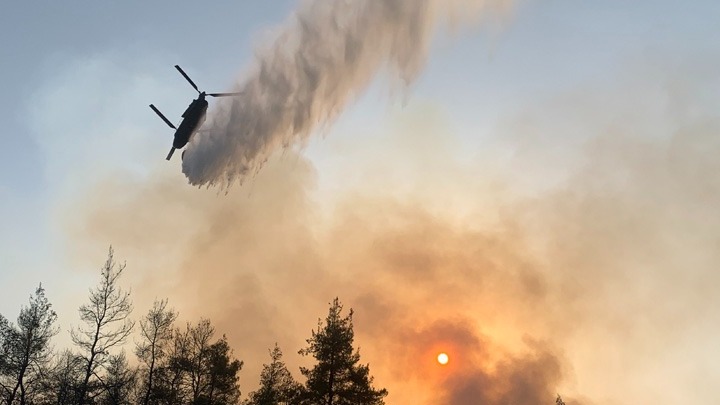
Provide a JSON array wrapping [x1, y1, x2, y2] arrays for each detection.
[[149, 104, 177, 129], [166, 147, 176, 161], [208, 92, 244, 97], [174, 65, 199, 93]]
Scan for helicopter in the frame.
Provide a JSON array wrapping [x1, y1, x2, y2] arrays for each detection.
[[149, 65, 241, 160]]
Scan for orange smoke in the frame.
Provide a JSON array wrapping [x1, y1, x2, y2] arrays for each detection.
[[59, 58, 720, 404]]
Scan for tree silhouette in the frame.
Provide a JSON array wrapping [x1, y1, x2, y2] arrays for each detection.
[[0, 284, 58, 405], [187, 319, 216, 403], [0, 315, 10, 396], [201, 336, 243, 405], [243, 344, 301, 405], [151, 325, 190, 405], [150, 320, 242, 405], [98, 351, 137, 405], [0, 247, 256, 405], [72, 247, 135, 404], [136, 299, 177, 405], [38, 349, 84, 405], [299, 298, 387, 405]]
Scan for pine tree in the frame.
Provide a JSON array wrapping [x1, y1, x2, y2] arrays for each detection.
[[136, 299, 177, 405], [98, 352, 137, 405], [299, 298, 387, 405], [187, 319, 216, 404], [1, 284, 58, 405], [72, 247, 135, 404], [152, 326, 192, 405], [151, 320, 242, 405], [201, 336, 243, 405], [244, 344, 301, 405], [38, 350, 84, 405], [0, 316, 9, 402]]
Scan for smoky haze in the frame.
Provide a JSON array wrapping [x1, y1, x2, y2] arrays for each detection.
[[60, 54, 720, 404], [181, 0, 511, 188], [69, 149, 574, 405]]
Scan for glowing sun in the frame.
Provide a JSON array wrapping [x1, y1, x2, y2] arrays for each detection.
[[437, 352, 449, 365]]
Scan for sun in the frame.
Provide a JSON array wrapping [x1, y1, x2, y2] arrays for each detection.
[[437, 352, 449, 365]]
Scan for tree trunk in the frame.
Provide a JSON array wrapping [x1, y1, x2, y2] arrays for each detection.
[[79, 325, 101, 405], [142, 351, 156, 405], [19, 378, 26, 405], [327, 353, 335, 405], [9, 333, 32, 405]]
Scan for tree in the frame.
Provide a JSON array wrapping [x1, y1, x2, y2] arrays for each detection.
[[71, 247, 135, 404], [0, 284, 58, 405], [201, 336, 243, 405], [36, 350, 84, 405], [187, 319, 216, 404], [0, 314, 11, 392], [182, 320, 242, 405], [150, 320, 242, 405], [135, 299, 177, 405], [556, 394, 566, 405], [244, 344, 301, 405], [152, 327, 191, 405], [98, 352, 137, 405], [299, 298, 387, 405]]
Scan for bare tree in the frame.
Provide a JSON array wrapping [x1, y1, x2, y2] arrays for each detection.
[[71, 247, 135, 405], [187, 319, 215, 403], [135, 299, 177, 405], [0, 284, 58, 405]]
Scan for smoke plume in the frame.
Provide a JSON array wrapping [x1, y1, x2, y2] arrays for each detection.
[[58, 53, 720, 404], [181, 0, 511, 188], [69, 149, 574, 404]]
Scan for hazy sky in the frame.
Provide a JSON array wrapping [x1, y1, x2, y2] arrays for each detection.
[[1, 1, 719, 404]]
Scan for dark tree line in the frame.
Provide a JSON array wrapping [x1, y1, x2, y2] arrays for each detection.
[[0, 284, 57, 404], [1, 247, 569, 405], [0, 248, 387, 405], [242, 299, 387, 405], [0, 248, 242, 405]]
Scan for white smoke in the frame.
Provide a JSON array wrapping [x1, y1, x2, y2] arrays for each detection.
[[181, 0, 512, 188]]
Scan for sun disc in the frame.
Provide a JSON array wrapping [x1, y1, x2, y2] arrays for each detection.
[[437, 352, 449, 365]]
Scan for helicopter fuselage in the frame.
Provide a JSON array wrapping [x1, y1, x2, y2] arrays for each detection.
[[173, 95, 209, 149], [151, 65, 242, 161]]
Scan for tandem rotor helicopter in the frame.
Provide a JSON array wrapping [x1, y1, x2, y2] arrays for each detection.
[[149, 65, 241, 160]]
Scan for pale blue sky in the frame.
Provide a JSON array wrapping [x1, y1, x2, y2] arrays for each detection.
[[2, 0, 717, 194], [1, 1, 718, 402]]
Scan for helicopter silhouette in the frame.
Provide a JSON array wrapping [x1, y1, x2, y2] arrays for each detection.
[[150, 65, 241, 160]]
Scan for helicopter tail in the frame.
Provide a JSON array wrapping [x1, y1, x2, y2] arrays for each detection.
[[166, 147, 176, 161]]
